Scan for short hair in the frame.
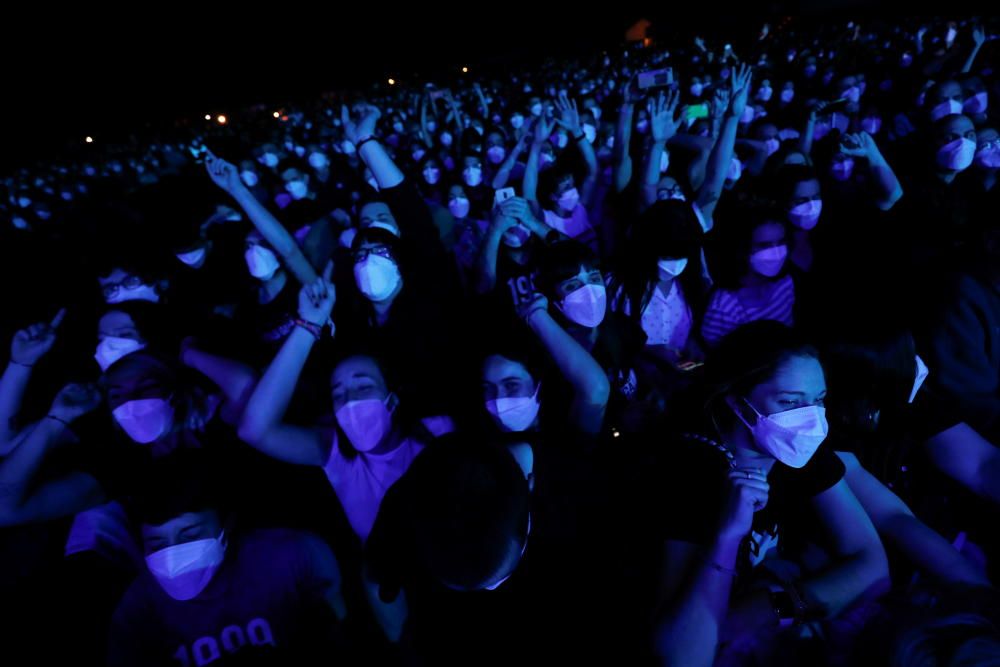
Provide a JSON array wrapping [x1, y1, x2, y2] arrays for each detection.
[[535, 240, 600, 299]]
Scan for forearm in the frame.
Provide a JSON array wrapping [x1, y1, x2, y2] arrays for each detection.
[[524, 310, 609, 406], [358, 140, 404, 190], [181, 347, 258, 416], [474, 230, 503, 294], [0, 362, 32, 448], [698, 115, 739, 213], [961, 44, 982, 73], [656, 536, 741, 667], [925, 423, 1000, 505], [523, 145, 541, 201], [866, 150, 903, 210], [491, 146, 524, 190], [644, 139, 667, 188], [799, 119, 816, 156], [799, 548, 888, 618], [232, 188, 317, 284], [0, 417, 66, 508], [613, 104, 634, 192], [239, 327, 316, 442]]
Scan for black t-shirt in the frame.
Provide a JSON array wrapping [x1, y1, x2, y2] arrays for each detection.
[[233, 279, 298, 367], [645, 434, 845, 576]]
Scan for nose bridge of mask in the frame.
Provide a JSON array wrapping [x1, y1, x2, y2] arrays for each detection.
[[558, 283, 607, 325]]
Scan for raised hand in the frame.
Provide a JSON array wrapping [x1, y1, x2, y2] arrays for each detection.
[[204, 151, 243, 194], [647, 90, 681, 143], [623, 73, 644, 105], [972, 24, 986, 48], [515, 292, 549, 323], [10, 309, 65, 367], [729, 64, 753, 118], [341, 104, 382, 144], [298, 261, 336, 327], [554, 92, 582, 136], [49, 383, 102, 423], [839, 131, 878, 159], [711, 87, 731, 120], [532, 115, 556, 146]]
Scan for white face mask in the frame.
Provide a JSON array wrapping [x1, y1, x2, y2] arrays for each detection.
[[239, 170, 259, 187], [423, 167, 441, 184], [95, 337, 146, 372], [660, 150, 670, 174], [503, 223, 531, 248], [511, 114, 525, 129], [106, 283, 161, 305], [930, 99, 963, 122], [727, 157, 743, 183], [860, 117, 882, 135], [734, 400, 829, 468], [557, 186, 580, 211], [740, 105, 755, 124], [844, 86, 861, 104], [690, 83, 704, 97], [749, 244, 788, 277], [113, 398, 174, 444], [393, 121, 404, 134], [354, 255, 401, 302], [487, 146, 506, 165], [964, 92, 989, 115], [341, 140, 357, 156], [757, 86, 773, 102], [259, 152, 279, 168], [975, 144, 1000, 169], [147, 531, 226, 601], [530, 103, 543, 117], [486, 384, 541, 432], [336, 396, 394, 452], [557, 283, 607, 328], [308, 152, 329, 169], [780, 89, 795, 103], [789, 199, 823, 230], [657, 258, 688, 279], [285, 180, 309, 200], [764, 138, 781, 157], [909, 355, 929, 403], [636, 119, 649, 133], [440, 132, 453, 147], [245, 245, 280, 280], [582, 124, 597, 144], [412, 148, 426, 162], [937, 137, 977, 172], [448, 197, 471, 219], [463, 166, 483, 187]]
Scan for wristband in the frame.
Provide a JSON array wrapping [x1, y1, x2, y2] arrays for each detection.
[[574, 133, 587, 143], [294, 318, 323, 341], [10, 360, 34, 368], [355, 136, 378, 151], [708, 561, 738, 578], [45, 414, 72, 428]]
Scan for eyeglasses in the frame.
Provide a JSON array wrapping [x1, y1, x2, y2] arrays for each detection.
[[352, 246, 394, 263], [102, 275, 144, 300], [978, 139, 1000, 151]]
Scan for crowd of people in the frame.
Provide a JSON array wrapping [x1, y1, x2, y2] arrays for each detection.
[[1, 16, 999, 666]]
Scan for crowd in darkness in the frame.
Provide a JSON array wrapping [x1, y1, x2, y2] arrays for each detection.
[[1, 16, 999, 667]]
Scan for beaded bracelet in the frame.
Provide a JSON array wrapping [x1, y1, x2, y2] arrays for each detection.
[[45, 414, 71, 428], [294, 318, 323, 341]]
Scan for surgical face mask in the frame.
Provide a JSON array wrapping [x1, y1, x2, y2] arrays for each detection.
[[463, 166, 483, 187], [176, 247, 207, 267], [757, 86, 773, 102], [789, 199, 823, 230], [487, 146, 507, 165], [113, 398, 174, 444], [503, 223, 531, 248], [106, 283, 160, 305], [937, 137, 976, 172], [486, 384, 541, 432], [530, 103, 543, 117], [554, 133, 569, 149], [657, 257, 688, 279], [95, 337, 146, 372], [245, 245, 280, 280], [727, 157, 743, 183], [689, 83, 704, 97], [740, 105, 755, 124], [448, 196, 471, 218], [393, 121, 404, 134], [557, 283, 607, 328], [341, 140, 357, 155], [860, 117, 882, 135], [557, 186, 580, 211], [308, 152, 329, 169], [830, 158, 855, 181], [764, 138, 781, 157], [412, 148, 426, 162], [285, 180, 309, 200], [909, 355, 929, 403], [539, 152, 555, 167], [440, 132, 453, 147], [587, 106, 601, 120], [844, 86, 861, 104], [259, 152, 279, 168], [780, 89, 795, 103], [749, 244, 788, 277], [975, 143, 1000, 169], [734, 399, 828, 468], [146, 532, 226, 601], [636, 119, 649, 134], [423, 167, 441, 184], [582, 124, 597, 144], [930, 99, 963, 122], [511, 114, 525, 129], [240, 170, 259, 187], [354, 255, 401, 302], [964, 92, 988, 115], [336, 396, 394, 452]]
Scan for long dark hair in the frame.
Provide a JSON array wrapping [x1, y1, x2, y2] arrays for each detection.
[[709, 203, 791, 290]]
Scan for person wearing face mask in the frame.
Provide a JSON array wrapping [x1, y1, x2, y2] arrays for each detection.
[[97, 265, 165, 306], [648, 321, 888, 666], [968, 127, 1000, 196], [444, 183, 489, 287], [702, 208, 796, 348], [233, 232, 301, 361], [924, 80, 966, 123], [523, 95, 599, 250], [108, 453, 349, 667], [237, 267, 444, 542]]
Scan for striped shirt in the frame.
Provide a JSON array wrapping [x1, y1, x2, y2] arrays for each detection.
[[701, 275, 795, 347]]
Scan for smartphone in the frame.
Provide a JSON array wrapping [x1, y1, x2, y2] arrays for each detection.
[[638, 68, 673, 90], [494, 187, 516, 206], [684, 103, 710, 121], [429, 90, 446, 101]]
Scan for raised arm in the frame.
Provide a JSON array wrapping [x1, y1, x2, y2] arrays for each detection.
[[473, 82, 490, 119], [555, 92, 599, 207], [523, 115, 555, 212], [343, 104, 405, 190], [0, 310, 64, 454], [961, 24, 986, 74], [641, 90, 681, 210], [179, 340, 258, 426], [237, 263, 335, 466], [612, 76, 643, 193], [418, 94, 434, 148], [518, 295, 610, 436], [697, 66, 751, 226], [492, 134, 529, 190], [923, 422, 1000, 506], [839, 132, 903, 211], [0, 383, 105, 526], [205, 152, 318, 285]]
